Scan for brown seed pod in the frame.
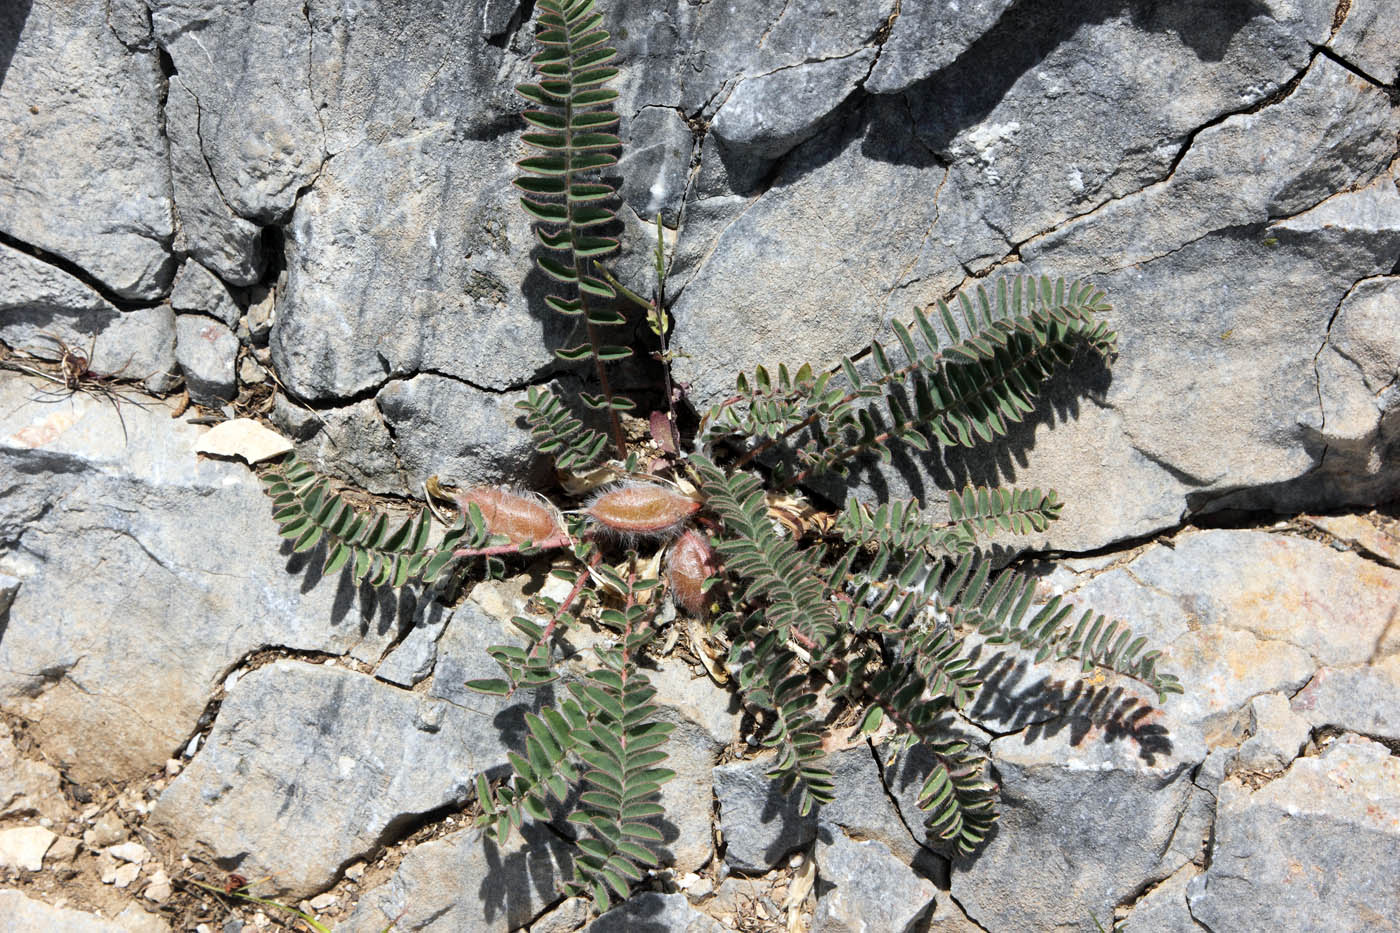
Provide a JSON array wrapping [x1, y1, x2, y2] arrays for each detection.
[[667, 529, 717, 615], [586, 481, 699, 539], [456, 487, 562, 545]]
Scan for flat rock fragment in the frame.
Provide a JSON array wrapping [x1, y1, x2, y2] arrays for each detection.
[[193, 419, 294, 465], [710, 51, 876, 161], [0, 826, 56, 872], [811, 826, 936, 933], [174, 314, 239, 404], [1290, 655, 1400, 742], [0, 889, 135, 932], [947, 712, 1205, 931], [1188, 736, 1400, 932], [151, 661, 537, 898], [343, 824, 571, 933], [586, 892, 726, 933]]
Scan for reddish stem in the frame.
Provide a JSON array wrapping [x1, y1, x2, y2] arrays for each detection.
[[452, 535, 573, 559]]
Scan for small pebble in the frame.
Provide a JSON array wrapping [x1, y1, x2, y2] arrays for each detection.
[[308, 892, 337, 911], [145, 869, 173, 902], [108, 841, 151, 864], [111, 861, 141, 888]]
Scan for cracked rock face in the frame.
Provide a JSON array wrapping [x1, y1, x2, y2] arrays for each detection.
[[0, 0, 174, 301], [0, 381, 418, 783], [1188, 735, 1400, 932], [0, 0, 1394, 530], [150, 659, 541, 899], [0, 243, 179, 394]]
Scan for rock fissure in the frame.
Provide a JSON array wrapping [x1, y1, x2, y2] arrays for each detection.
[[0, 232, 166, 314], [1313, 43, 1395, 92], [755, 0, 792, 51], [947, 890, 994, 933], [863, 737, 945, 862], [181, 78, 243, 221], [1010, 54, 1321, 262]]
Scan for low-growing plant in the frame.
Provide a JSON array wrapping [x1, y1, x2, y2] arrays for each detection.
[[256, 0, 1181, 914]]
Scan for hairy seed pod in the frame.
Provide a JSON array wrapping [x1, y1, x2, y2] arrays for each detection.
[[586, 482, 699, 539], [667, 529, 717, 614], [456, 487, 561, 545]]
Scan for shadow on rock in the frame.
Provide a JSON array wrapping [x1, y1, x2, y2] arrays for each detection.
[[281, 538, 425, 640], [970, 646, 1174, 765], [478, 823, 576, 931]]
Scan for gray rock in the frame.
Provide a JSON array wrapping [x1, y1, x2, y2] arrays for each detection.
[[864, 0, 1014, 94], [673, 97, 945, 407], [1047, 529, 1400, 741], [175, 315, 239, 404], [1128, 530, 1400, 670], [602, 0, 893, 122], [1121, 864, 1203, 933], [481, 0, 523, 39], [811, 825, 936, 933], [0, 575, 16, 619], [1331, 0, 1400, 84], [0, 0, 174, 300], [647, 656, 741, 749], [529, 898, 589, 933], [267, 130, 568, 401], [0, 889, 133, 932], [0, 379, 415, 783], [151, 660, 527, 898], [947, 712, 1205, 932], [1188, 735, 1400, 932], [266, 1, 569, 403], [150, 0, 323, 225], [586, 892, 725, 933], [0, 726, 71, 824], [0, 243, 178, 393], [1027, 55, 1396, 271], [714, 745, 920, 873], [924, 895, 987, 933], [1291, 655, 1400, 742], [374, 600, 453, 688], [618, 107, 695, 226], [171, 262, 242, 329], [163, 76, 265, 286], [713, 752, 816, 873], [1317, 276, 1400, 449], [710, 50, 876, 161], [343, 824, 572, 933], [1236, 693, 1312, 773], [671, 2, 1400, 553], [268, 395, 406, 496], [375, 374, 545, 492], [647, 716, 720, 874], [907, 1, 1330, 262]]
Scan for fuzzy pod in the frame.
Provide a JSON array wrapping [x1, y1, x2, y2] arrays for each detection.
[[667, 529, 717, 615], [586, 481, 699, 539], [456, 487, 562, 545]]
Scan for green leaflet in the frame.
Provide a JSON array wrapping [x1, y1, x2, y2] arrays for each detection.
[[258, 454, 479, 590]]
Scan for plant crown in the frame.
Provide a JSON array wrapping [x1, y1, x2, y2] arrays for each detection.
[[257, 0, 1182, 914]]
